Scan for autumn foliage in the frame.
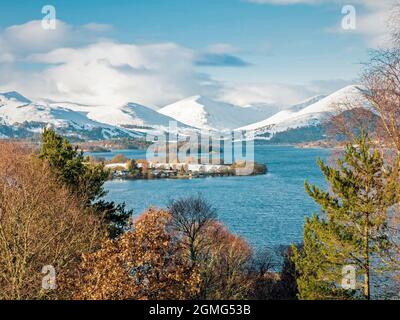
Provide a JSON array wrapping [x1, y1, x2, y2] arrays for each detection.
[[65, 209, 201, 300], [0, 140, 292, 300], [0, 141, 105, 299], [64, 205, 256, 300], [195, 222, 253, 299]]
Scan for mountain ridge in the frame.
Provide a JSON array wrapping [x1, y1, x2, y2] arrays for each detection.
[[0, 85, 370, 143], [158, 95, 278, 131], [237, 85, 369, 141]]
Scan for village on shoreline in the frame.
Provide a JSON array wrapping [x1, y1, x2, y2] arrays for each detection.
[[88, 153, 267, 180]]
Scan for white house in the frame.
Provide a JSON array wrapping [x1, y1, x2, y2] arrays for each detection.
[[104, 162, 128, 169], [148, 162, 186, 170], [187, 164, 227, 173]]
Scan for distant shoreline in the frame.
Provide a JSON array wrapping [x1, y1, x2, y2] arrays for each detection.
[[105, 159, 268, 181]]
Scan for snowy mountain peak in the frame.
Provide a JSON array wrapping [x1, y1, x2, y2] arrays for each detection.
[[238, 85, 368, 134], [288, 94, 327, 113], [294, 85, 365, 116], [0, 91, 31, 104], [78, 101, 192, 133], [183, 95, 202, 101], [159, 96, 231, 130], [158, 95, 277, 131]]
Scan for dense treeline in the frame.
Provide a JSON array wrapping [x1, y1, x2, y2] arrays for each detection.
[[0, 136, 297, 299]]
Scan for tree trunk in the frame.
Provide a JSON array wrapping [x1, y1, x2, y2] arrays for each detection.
[[364, 221, 370, 300]]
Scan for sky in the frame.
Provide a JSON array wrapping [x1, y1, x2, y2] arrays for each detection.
[[0, 0, 397, 108]]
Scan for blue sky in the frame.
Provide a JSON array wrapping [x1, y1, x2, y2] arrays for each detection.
[[0, 0, 394, 107]]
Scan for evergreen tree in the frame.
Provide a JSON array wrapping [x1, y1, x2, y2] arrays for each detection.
[[292, 130, 397, 300], [39, 128, 132, 238], [127, 159, 141, 178]]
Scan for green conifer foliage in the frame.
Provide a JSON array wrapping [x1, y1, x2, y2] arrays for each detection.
[[39, 128, 132, 238], [292, 130, 398, 300]]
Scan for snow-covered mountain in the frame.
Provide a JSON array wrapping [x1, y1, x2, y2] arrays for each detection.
[[0, 85, 371, 143], [0, 92, 164, 140], [47, 101, 192, 134], [0, 90, 201, 140], [158, 95, 274, 131], [238, 85, 368, 139]]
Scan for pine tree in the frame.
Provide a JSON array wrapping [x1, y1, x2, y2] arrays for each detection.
[[39, 128, 104, 201], [39, 128, 132, 238], [292, 130, 397, 300]]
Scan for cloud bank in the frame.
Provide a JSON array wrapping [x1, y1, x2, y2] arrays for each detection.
[[0, 19, 355, 109]]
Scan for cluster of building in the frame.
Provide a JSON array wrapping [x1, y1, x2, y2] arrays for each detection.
[[101, 154, 266, 179], [147, 162, 228, 172], [105, 160, 234, 179]]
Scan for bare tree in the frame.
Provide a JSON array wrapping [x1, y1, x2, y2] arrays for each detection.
[[360, 3, 400, 151], [247, 246, 279, 300], [168, 195, 254, 299], [325, 106, 378, 144], [168, 194, 217, 263], [362, 51, 400, 150], [247, 245, 299, 300], [196, 221, 253, 300], [350, 5, 400, 297]]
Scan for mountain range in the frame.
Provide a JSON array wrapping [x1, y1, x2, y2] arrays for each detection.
[[0, 85, 370, 143]]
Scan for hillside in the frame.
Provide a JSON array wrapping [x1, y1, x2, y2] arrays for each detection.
[[158, 95, 273, 131], [238, 85, 369, 141]]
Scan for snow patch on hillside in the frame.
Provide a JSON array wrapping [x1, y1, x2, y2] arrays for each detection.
[[238, 85, 367, 135]]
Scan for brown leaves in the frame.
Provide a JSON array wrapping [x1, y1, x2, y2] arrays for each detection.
[[67, 209, 200, 300], [0, 141, 106, 299], [66, 208, 254, 300], [195, 222, 253, 300]]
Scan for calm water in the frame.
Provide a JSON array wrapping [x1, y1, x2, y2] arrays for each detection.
[[89, 145, 330, 248]]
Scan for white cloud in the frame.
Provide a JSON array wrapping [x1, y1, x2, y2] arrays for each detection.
[[1, 20, 72, 53], [0, 19, 115, 61], [0, 20, 71, 62], [7, 41, 218, 107], [219, 83, 311, 107], [353, 8, 393, 47], [0, 19, 356, 110], [323, 1, 396, 47], [0, 20, 221, 107]]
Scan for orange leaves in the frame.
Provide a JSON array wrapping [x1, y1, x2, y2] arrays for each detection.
[[67, 207, 254, 300], [194, 221, 253, 300], [68, 209, 200, 300], [0, 141, 106, 299]]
